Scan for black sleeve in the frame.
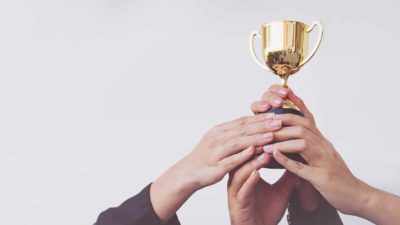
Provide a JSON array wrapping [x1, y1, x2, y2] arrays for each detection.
[[94, 184, 181, 225], [287, 191, 343, 225]]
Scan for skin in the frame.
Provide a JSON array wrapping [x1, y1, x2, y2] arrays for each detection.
[[263, 90, 400, 225], [227, 85, 323, 225], [227, 154, 298, 225], [250, 84, 321, 212], [150, 113, 283, 223]]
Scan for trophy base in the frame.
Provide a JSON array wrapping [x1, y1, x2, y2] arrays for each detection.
[[264, 107, 307, 169]]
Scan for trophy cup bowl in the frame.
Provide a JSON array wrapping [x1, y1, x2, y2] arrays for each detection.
[[249, 20, 323, 168]]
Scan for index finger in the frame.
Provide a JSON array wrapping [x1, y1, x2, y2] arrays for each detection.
[[216, 113, 275, 132]]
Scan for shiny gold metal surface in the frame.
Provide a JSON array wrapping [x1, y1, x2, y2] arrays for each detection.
[[249, 20, 323, 109]]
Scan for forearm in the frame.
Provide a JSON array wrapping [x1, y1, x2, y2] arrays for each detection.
[[359, 185, 400, 225], [150, 158, 198, 223]]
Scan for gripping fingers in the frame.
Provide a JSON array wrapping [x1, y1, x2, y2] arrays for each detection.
[[226, 118, 282, 139], [262, 91, 284, 108], [228, 153, 270, 194], [251, 101, 271, 114], [273, 113, 313, 130], [265, 84, 290, 98], [287, 91, 315, 121], [220, 146, 255, 174], [263, 139, 308, 155], [216, 113, 275, 132], [273, 149, 315, 183], [263, 139, 320, 163], [221, 132, 275, 158], [271, 125, 318, 143]]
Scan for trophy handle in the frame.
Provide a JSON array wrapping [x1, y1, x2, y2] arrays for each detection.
[[249, 30, 269, 70], [299, 21, 324, 67]]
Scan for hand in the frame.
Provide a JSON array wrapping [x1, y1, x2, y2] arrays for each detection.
[[261, 90, 369, 215], [228, 153, 298, 225], [151, 114, 283, 222], [262, 91, 400, 225], [250, 84, 321, 212]]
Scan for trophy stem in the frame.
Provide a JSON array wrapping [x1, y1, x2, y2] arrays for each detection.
[[280, 74, 289, 87]]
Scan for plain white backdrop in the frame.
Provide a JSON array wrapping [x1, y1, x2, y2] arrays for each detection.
[[1, 0, 399, 224]]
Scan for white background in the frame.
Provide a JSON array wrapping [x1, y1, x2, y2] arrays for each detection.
[[1, 0, 399, 224]]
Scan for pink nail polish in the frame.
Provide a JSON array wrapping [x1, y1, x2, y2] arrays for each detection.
[[260, 103, 269, 109], [258, 153, 265, 161], [279, 89, 287, 96], [274, 98, 282, 105]]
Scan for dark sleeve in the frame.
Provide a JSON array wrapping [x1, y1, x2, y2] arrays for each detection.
[[94, 184, 180, 225], [287, 191, 343, 225]]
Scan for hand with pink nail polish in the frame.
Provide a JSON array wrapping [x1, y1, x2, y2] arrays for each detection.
[[250, 84, 289, 113], [250, 84, 322, 213], [150, 114, 282, 223], [227, 153, 298, 225], [263, 91, 400, 225]]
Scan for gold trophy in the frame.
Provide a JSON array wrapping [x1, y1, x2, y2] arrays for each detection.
[[249, 20, 323, 168]]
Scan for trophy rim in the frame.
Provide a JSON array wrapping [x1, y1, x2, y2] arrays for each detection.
[[260, 20, 307, 27]]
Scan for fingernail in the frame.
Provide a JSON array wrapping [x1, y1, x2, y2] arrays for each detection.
[[279, 89, 288, 96], [270, 119, 281, 128], [260, 103, 269, 109], [258, 153, 265, 161], [263, 145, 274, 153], [246, 146, 254, 154], [274, 98, 282, 105], [261, 132, 273, 140]]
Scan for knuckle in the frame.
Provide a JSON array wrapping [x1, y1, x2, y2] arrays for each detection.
[[206, 134, 220, 147], [294, 161, 305, 172], [296, 126, 307, 136], [222, 158, 237, 171], [237, 116, 247, 125], [227, 139, 241, 150], [262, 91, 274, 100], [284, 114, 294, 124], [298, 139, 308, 149], [250, 102, 257, 113], [280, 153, 289, 165], [251, 101, 260, 109], [236, 126, 248, 136], [255, 113, 265, 121]]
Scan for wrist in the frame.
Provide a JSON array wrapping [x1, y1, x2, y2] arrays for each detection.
[[353, 180, 378, 218], [172, 157, 203, 194], [155, 161, 199, 199], [150, 161, 198, 223]]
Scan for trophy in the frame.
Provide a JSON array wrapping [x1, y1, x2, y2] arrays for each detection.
[[249, 20, 323, 168]]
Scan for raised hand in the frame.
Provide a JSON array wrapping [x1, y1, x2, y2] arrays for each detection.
[[228, 153, 298, 225], [250, 84, 321, 212], [261, 88, 400, 225], [150, 114, 283, 223]]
